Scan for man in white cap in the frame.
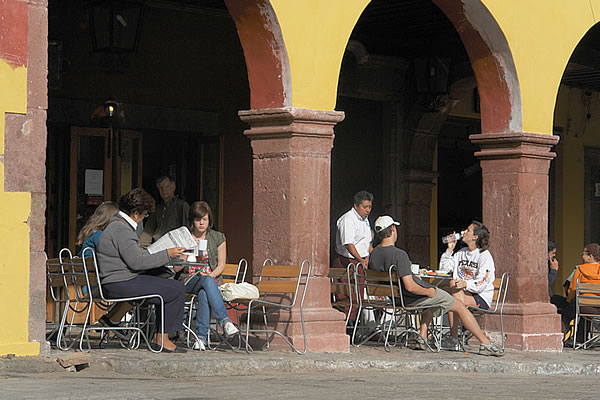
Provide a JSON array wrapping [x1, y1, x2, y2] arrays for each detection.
[[368, 215, 503, 356]]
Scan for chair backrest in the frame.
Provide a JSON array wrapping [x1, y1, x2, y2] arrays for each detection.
[[576, 280, 600, 307], [328, 263, 355, 299], [57, 247, 98, 302], [257, 259, 312, 308], [79, 246, 104, 301], [46, 256, 67, 302], [354, 266, 400, 307], [221, 259, 248, 284], [488, 272, 510, 313]]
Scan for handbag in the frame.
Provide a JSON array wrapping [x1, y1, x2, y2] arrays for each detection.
[[218, 282, 260, 301]]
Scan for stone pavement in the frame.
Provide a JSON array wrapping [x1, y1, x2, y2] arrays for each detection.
[[2, 341, 600, 378], [1, 369, 598, 400]]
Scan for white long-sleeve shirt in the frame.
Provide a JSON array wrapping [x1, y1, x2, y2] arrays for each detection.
[[439, 247, 495, 307]]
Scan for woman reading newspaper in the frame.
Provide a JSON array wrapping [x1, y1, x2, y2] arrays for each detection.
[[174, 201, 239, 351], [96, 188, 188, 353]]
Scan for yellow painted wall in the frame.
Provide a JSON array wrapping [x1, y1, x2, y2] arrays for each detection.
[[481, 0, 600, 134], [0, 60, 38, 356], [552, 85, 600, 295], [270, 0, 370, 110]]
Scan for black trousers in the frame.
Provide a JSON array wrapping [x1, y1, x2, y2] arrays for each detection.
[[103, 275, 185, 335]]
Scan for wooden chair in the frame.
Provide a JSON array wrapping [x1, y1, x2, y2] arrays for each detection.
[[352, 267, 410, 351], [328, 263, 357, 327], [573, 280, 600, 349], [237, 259, 311, 354], [464, 272, 510, 352], [46, 251, 72, 350]]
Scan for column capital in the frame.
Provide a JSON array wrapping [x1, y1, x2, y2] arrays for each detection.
[[239, 107, 345, 140], [469, 132, 560, 161]]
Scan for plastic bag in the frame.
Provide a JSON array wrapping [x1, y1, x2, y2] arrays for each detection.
[[219, 282, 260, 301]]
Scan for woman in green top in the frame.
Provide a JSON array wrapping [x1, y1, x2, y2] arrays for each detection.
[[180, 201, 239, 350]]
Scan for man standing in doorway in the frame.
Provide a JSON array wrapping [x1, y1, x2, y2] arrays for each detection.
[[333, 191, 373, 325], [140, 176, 190, 248], [334, 190, 373, 269]]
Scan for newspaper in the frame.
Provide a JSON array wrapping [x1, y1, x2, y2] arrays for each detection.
[[147, 226, 197, 255]]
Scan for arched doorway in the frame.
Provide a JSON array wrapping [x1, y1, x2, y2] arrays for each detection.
[[43, 0, 253, 346], [551, 22, 600, 296]]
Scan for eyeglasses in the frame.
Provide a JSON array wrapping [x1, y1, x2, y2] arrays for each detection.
[[583, 251, 591, 255]]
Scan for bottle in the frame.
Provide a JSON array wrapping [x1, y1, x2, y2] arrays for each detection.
[[442, 232, 463, 244]]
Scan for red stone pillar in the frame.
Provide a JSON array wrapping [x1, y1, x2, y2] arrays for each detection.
[[239, 107, 349, 352], [470, 132, 562, 351]]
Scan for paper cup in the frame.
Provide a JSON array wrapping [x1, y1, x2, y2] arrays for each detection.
[[411, 264, 420, 274]]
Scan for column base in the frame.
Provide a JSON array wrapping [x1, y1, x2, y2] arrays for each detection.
[[480, 302, 563, 351]]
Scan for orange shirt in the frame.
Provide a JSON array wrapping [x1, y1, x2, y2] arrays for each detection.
[[567, 263, 600, 302]]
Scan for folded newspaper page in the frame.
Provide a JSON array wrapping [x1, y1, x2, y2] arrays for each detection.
[[147, 226, 197, 254]]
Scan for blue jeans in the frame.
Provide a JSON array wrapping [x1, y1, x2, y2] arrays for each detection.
[[185, 275, 231, 340]]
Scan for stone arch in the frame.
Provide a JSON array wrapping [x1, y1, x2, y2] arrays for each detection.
[[433, 0, 521, 134], [224, 0, 291, 109]]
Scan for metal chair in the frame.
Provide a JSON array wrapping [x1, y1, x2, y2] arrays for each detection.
[[351, 267, 404, 350], [573, 280, 600, 349], [389, 265, 445, 352], [464, 272, 510, 351], [238, 259, 312, 354], [328, 262, 357, 327], [79, 247, 167, 353], [183, 259, 248, 349], [46, 250, 73, 350]]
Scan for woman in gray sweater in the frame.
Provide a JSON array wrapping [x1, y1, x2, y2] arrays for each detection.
[[96, 188, 187, 353]]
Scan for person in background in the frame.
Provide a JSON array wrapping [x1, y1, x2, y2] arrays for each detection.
[[334, 190, 373, 269], [76, 201, 119, 256], [96, 188, 187, 353], [140, 175, 189, 248], [561, 243, 600, 343], [333, 190, 373, 325], [174, 201, 238, 351], [75, 201, 132, 335], [439, 220, 496, 350], [548, 240, 559, 298], [547, 240, 570, 315]]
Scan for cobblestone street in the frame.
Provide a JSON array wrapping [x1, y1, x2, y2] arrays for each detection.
[[0, 369, 596, 400]]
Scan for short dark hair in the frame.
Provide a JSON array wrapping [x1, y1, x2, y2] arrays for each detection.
[[353, 190, 373, 206], [584, 243, 600, 262], [376, 225, 394, 240], [156, 175, 175, 186], [471, 220, 490, 251], [119, 188, 155, 216], [548, 239, 557, 252], [189, 201, 214, 229]]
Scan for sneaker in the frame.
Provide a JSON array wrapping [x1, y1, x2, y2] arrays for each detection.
[[223, 321, 239, 337], [441, 336, 461, 351], [479, 342, 504, 356], [192, 337, 206, 351]]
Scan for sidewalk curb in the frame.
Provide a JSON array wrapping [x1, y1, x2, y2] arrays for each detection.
[[3, 352, 600, 378], [93, 356, 600, 378]]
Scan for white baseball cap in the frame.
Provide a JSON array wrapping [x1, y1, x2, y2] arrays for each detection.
[[374, 215, 400, 232]]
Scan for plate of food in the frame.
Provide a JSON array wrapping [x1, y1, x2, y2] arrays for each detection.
[[424, 270, 451, 277]]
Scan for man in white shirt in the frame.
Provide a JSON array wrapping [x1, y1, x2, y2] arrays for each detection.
[[333, 191, 373, 324], [334, 190, 373, 268]]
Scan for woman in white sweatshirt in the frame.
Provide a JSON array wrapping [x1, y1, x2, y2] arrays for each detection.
[[439, 220, 495, 347]]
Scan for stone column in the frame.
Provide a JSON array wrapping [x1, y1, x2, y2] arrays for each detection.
[[470, 132, 562, 351], [239, 107, 349, 352]]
